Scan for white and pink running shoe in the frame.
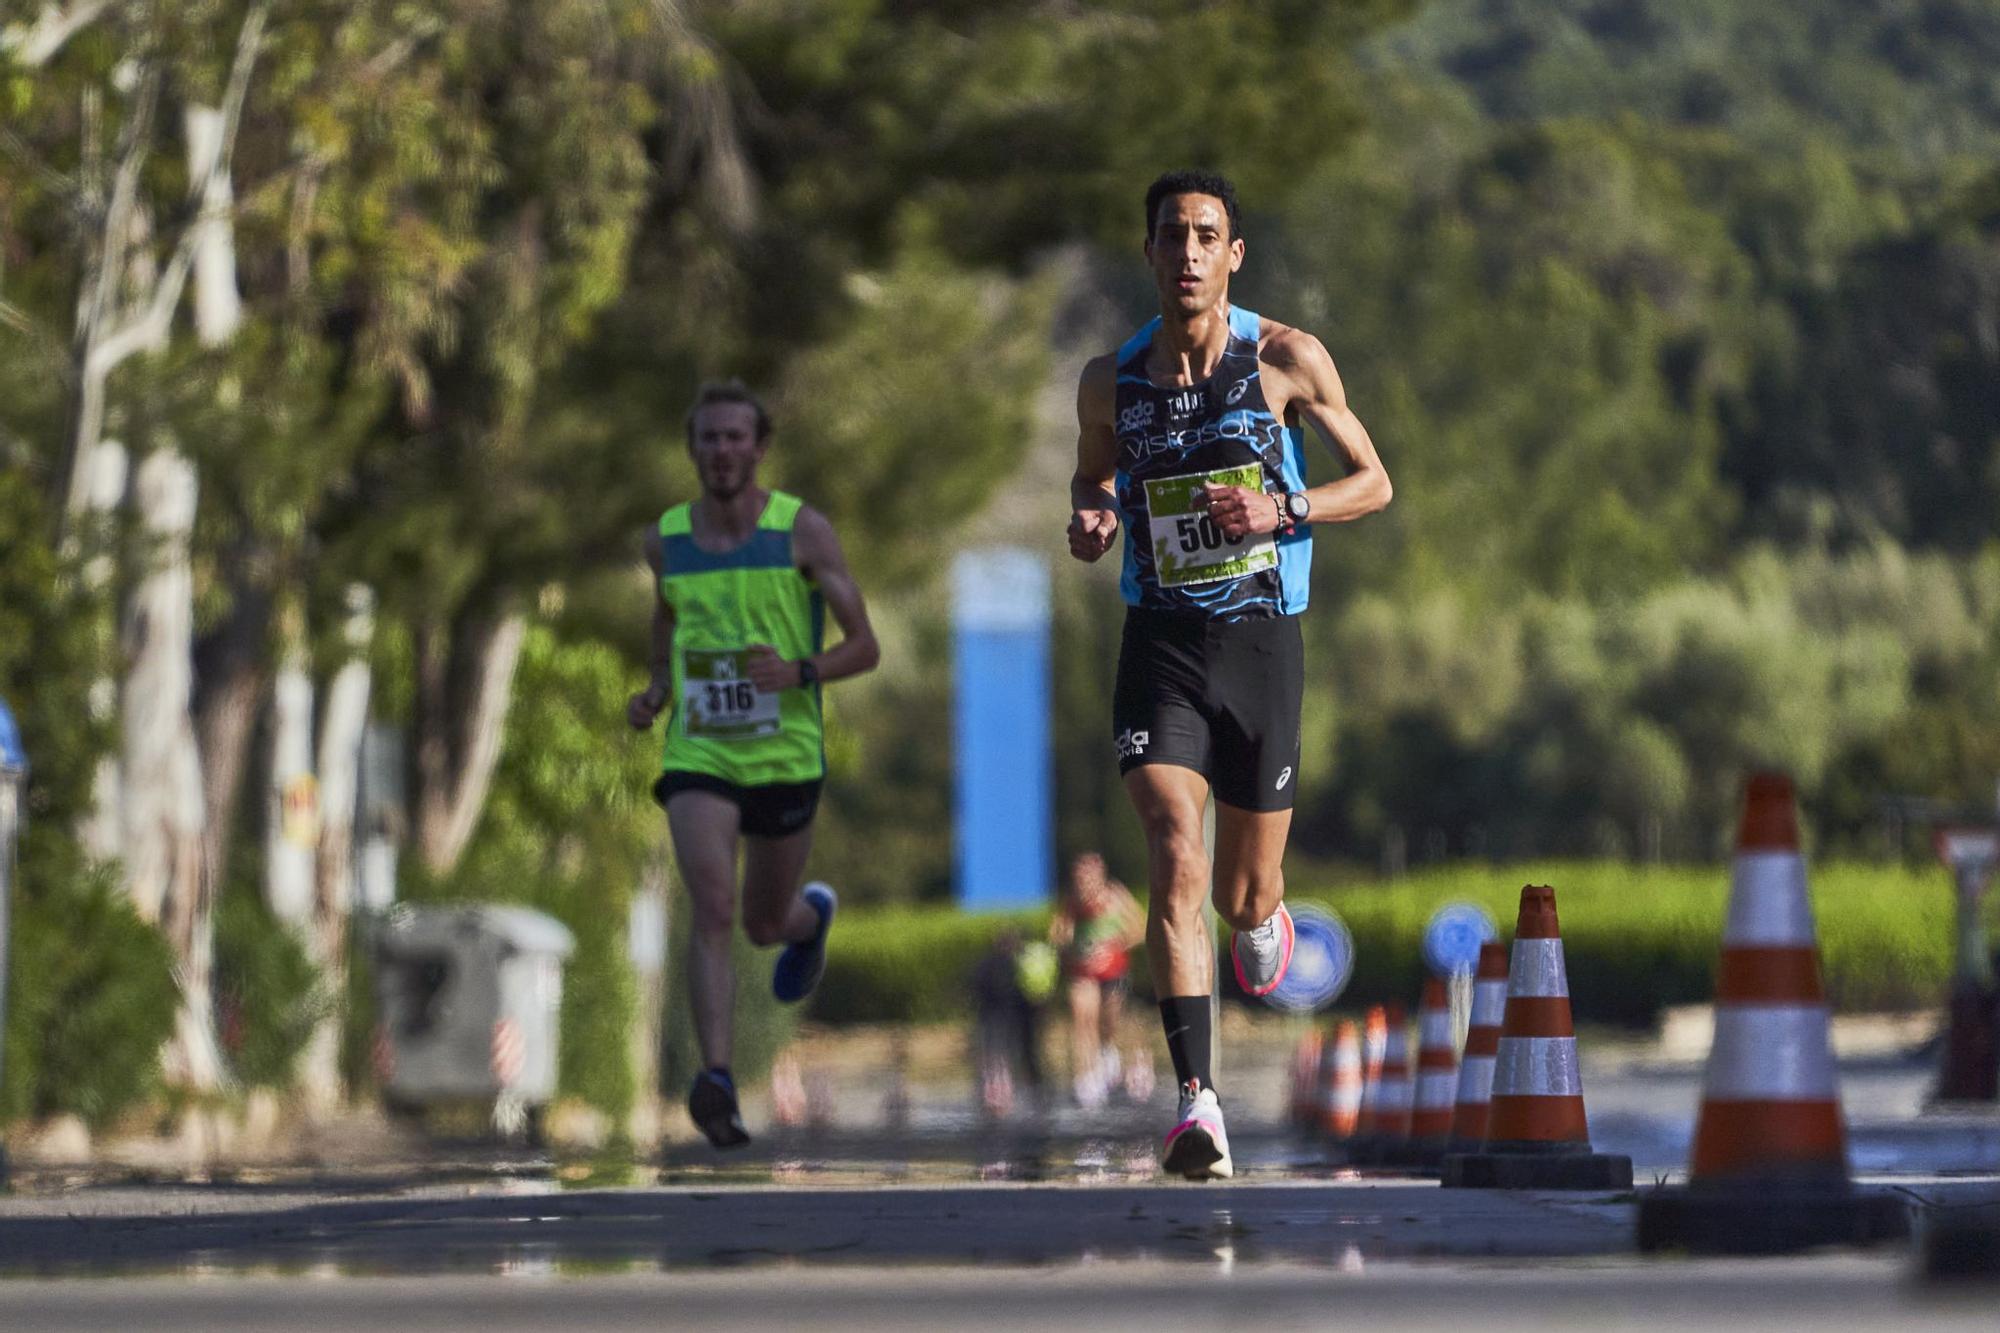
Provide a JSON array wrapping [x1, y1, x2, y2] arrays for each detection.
[[1230, 902, 1296, 999], [1162, 1079, 1234, 1180]]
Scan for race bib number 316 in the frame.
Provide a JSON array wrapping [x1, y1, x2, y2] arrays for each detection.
[[1143, 465, 1278, 588], [682, 648, 781, 739]]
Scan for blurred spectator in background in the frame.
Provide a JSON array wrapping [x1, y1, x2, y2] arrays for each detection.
[[1050, 853, 1149, 1108], [971, 927, 1053, 1117]]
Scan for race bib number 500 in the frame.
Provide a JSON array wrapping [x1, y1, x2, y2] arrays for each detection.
[[681, 648, 780, 739], [1143, 465, 1278, 588]]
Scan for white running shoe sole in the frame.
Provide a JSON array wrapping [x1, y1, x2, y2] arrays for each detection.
[[1162, 1122, 1235, 1180]]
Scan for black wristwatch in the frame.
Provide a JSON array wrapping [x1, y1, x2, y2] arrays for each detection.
[[1283, 491, 1311, 526], [796, 658, 820, 688]]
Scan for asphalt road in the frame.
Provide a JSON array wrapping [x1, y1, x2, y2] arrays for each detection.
[[2, 1258, 1996, 1331], [1, 1041, 1995, 1327]]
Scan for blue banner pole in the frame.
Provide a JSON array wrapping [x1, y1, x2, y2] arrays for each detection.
[[952, 549, 1052, 911]]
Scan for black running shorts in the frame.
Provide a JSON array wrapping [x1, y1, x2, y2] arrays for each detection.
[[1111, 607, 1304, 813], [652, 771, 822, 838]]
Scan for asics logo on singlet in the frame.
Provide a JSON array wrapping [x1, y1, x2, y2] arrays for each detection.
[[1117, 401, 1155, 435], [1116, 728, 1150, 759], [1224, 379, 1250, 406], [1276, 766, 1292, 791]]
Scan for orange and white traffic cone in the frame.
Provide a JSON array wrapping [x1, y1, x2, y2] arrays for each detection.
[[1319, 1019, 1363, 1141], [1351, 1004, 1388, 1143], [1372, 1000, 1414, 1144], [1402, 976, 1460, 1164], [1449, 939, 1509, 1149], [1442, 885, 1632, 1189], [1638, 772, 1910, 1251], [1351, 1001, 1412, 1165]]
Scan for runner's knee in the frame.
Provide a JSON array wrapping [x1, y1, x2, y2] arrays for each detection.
[[1214, 864, 1283, 931], [1138, 808, 1205, 873], [687, 886, 735, 937]]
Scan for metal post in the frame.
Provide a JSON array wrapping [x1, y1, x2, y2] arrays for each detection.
[[0, 698, 28, 1189], [1204, 798, 1220, 1085], [1934, 826, 2000, 1103]]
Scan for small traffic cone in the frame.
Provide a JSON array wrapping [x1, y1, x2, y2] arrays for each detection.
[[1318, 1020, 1363, 1141], [1448, 940, 1509, 1149], [1400, 972, 1464, 1160], [1638, 773, 1909, 1251], [1442, 885, 1632, 1189], [1373, 1001, 1414, 1142], [1352, 1002, 1412, 1165], [1349, 1004, 1388, 1156]]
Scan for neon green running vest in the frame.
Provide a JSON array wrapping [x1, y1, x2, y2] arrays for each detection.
[[657, 491, 825, 786]]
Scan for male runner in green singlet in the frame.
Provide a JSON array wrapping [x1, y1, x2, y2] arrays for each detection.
[[628, 381, 880, 1149], [1067, 171, 1392, 1179]]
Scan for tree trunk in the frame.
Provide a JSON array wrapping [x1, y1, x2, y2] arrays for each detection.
[[183, 104, 243, 346], [299, 585, 375, 1112], [121, 447, 223, 1090], [413, 610, 527, 878], [193, 569, 272, 889], [264, 602, 316, 927], [76, 439, 129, 862], [56, 1, 268, 544]]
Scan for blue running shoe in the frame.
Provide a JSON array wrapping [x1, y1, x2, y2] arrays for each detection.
[[687, 1069, 750, 1149], [772, 881, 836, 1003]]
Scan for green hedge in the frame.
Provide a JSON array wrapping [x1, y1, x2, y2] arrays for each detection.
[[3, 857, 179, 1128], [810, 906, 1051, 1024], [812, 860, 1962, 1027]]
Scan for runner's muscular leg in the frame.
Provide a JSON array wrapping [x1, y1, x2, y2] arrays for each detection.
[[1210, 801, 1291, 932], [1124, 764, 1214, 997], [667, 790, 742, 1068], [740, 825, 819, 947]]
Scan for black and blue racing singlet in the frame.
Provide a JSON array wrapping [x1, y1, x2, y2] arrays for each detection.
[[1112, 305, 1311, 618]]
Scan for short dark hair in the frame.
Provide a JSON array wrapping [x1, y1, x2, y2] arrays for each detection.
[[683, 379, 773, 446], [1144, 170, 1242, 243]]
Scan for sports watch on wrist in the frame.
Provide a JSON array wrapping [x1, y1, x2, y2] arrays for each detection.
[[1283, 491, 1311, 527], [796, 658, 820, 688]]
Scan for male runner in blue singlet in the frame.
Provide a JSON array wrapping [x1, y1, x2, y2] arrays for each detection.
[[1067, 170, 1392, 1179]]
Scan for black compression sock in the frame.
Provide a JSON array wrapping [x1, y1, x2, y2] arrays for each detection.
[[1158, 996, 1214, 1094]]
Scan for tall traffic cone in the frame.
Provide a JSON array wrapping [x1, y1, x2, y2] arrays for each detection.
[[1400, 976, 1460, 1165], [1319, 1020, 1364, 1141], [1449, 940, 1509, 1149], [1638, 773, 1910, 1251], [1442, 886, 1632, 1189]]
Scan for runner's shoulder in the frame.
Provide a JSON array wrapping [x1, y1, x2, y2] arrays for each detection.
[[1256, 319, 1332, 374], [1257, 321, 1340, 410], [790, 501, 839, 565]]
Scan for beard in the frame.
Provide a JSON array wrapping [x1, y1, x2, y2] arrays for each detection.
[[702, 470, 748, 500]]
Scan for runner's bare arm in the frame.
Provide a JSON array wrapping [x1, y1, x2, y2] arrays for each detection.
[[1068, 354, 1120, 562], [746, 506, 881, 692], [1201, 328, 1392, 540], [627, 526, 677, 730]]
